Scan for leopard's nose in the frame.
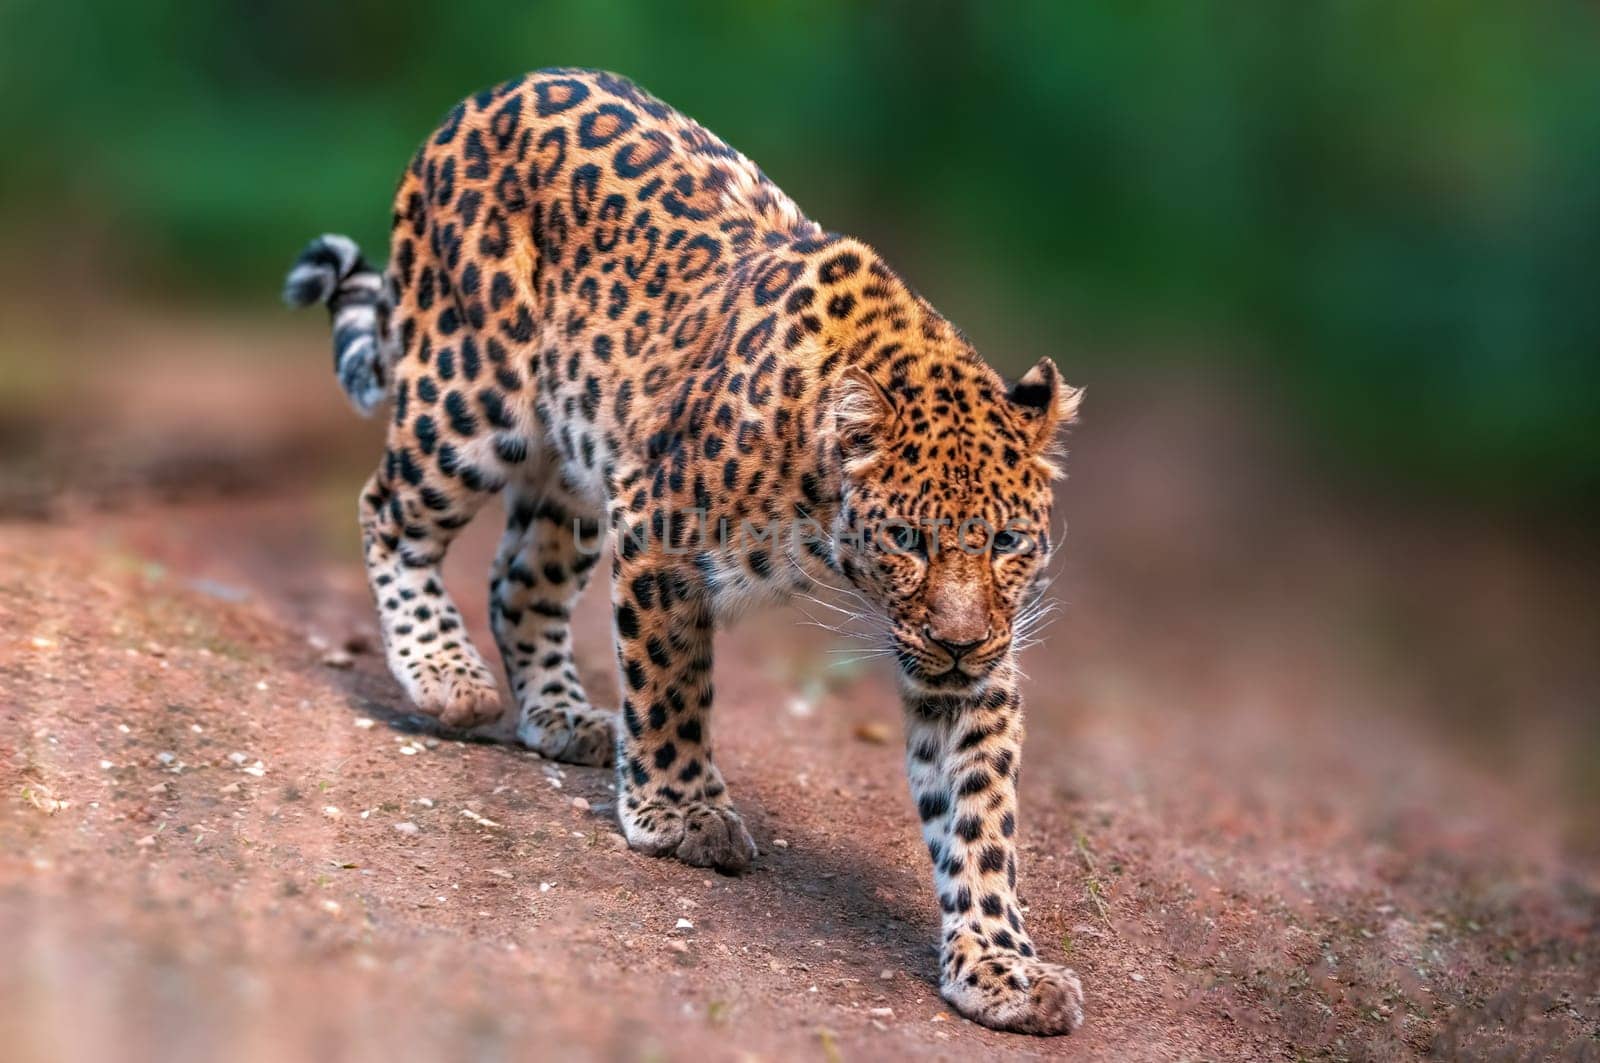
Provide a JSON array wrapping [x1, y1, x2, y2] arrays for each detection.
[[923, 624, 991, 663]]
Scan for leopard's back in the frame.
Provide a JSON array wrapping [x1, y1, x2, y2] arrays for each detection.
[[377, 65, 915, 518]]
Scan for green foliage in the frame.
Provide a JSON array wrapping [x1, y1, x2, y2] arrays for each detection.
[[2, 0, 1596, 504]]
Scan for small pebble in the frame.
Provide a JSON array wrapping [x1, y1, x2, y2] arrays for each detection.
[[675, 917, 694, 930], [868, 1007, 894, 1019], [322, 806, 342, 819], [393, 821, 419, 835], [852, 722, 892, 745], [22, 786, 66, 814], [571, 796, 590, 812], [321, 649, 354, 669], [665, 939, 689, 954], [772, 838, 789, 850], [879, 969, 894, 981], [354, 718, 376, 730]]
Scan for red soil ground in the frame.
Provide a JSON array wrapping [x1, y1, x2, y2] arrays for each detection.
[[2, 307, 1597, 1060]]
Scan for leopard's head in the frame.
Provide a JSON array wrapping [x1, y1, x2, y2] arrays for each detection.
[[831, 355, 1081, 696]]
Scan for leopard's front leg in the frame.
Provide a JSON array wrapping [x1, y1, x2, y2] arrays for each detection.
[[904, 670, 1084, 1035], [610, 543, 756, 873]]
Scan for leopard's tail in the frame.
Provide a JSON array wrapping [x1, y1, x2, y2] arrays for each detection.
[[283, 233, 392, 416]]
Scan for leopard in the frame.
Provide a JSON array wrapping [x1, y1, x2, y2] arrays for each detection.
[[285, 68, 1085, 1035]]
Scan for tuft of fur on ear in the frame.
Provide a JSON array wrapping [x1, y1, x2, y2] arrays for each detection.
[[833, 365, 896, 470], [1007, 357, 1083, 478]]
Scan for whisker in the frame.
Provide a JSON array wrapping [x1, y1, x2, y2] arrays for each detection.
[[796, 613, 880, 641], [794, 592, 867, 621], [828, 651, 895, 669]]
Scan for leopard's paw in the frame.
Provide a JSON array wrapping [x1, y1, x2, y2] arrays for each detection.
[[621, 799, 757, 874], [518, 704, 615, 767], [403, 667, 503, 729], [942, 952, 1084, 1036]]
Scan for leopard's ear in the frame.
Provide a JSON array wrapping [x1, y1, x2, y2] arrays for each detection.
[[1006, 357, 1081, 478], [1006, 357, 1082, 450], [833, 365, 896, 469]]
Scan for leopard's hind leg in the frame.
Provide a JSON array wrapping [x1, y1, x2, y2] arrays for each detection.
[[356, 231, 510, 727], [355, 145, 539, 729], [490, 462, 615, 765], [358, 444, 502, 729]]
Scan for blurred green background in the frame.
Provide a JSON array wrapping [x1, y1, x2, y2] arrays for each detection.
[[2, 0, 1598, 509]]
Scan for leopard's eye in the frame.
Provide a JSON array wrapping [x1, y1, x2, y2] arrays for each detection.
[[992, 529, 1031, 555], [885, 523, 926, 557]]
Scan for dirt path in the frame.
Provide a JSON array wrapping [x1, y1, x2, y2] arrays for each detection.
[[2, 312, 1597, 1061]]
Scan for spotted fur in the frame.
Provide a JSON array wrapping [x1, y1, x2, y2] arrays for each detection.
[[286, 68, 1084, 1035]]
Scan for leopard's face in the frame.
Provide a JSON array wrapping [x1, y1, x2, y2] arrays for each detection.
[[832, 357, 1080, 695], [843, 475, 1054, 695]]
